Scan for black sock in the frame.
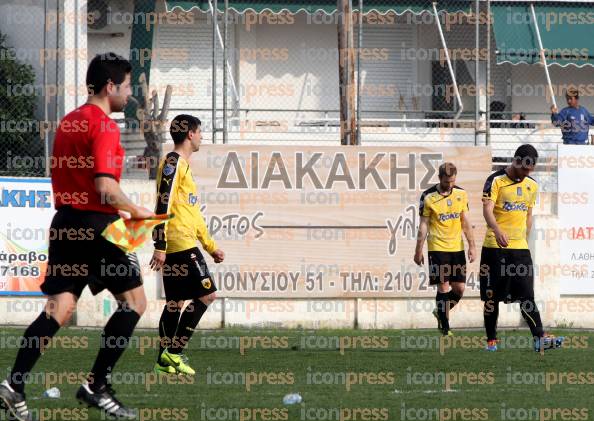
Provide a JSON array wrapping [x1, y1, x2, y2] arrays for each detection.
[[9, 312, 61, 394], [157, 303, 181, 360], [449, 290, 463, 310], [89, 305, 141, 393], [520, 299, 544, 339], [436, 292, 450, 333], [170, 300, 208, 354], [484, 300, 499, 341]]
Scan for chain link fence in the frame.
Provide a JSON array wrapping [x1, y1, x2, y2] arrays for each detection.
[[1, 0, 592, 176]]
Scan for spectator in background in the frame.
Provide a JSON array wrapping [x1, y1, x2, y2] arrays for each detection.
[[511, 113, 532, 129], [490, 101, 506, 128], [551, 88, 594, 145]]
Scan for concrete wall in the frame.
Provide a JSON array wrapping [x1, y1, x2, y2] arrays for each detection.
[[0, 175, 584, 331]]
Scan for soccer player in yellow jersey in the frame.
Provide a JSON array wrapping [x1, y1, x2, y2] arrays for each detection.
[[149, 114, 225, 374], [481, 144, 563, 352], [414, 163, 476, 336]]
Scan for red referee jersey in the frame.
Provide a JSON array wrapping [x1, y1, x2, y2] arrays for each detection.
[[51, 103, 125, 214]]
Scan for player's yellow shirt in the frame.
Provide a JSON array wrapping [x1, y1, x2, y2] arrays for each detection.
[[482, 169, 537, 249], [153, 152, 217, 254], [419, 185, 468, 252]]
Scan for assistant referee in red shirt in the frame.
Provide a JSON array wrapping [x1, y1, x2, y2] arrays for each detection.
[[0, 53, 153, 420]]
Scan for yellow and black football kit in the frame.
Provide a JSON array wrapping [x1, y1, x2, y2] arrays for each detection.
[[153, 151, 217, 300], [480, 169, 537, 302], [482, 169, 537, 249], [419, 185, 468, 284], [153, 152, 217, 254]]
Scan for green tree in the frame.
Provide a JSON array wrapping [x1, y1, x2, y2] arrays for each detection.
[[0, 32, 43, 176]]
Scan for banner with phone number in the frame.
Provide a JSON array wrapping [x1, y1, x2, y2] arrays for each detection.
[[0, 178, 54, 295]]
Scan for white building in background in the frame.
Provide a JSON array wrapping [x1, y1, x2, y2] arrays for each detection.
[[83, 0, 594, 155], [2, 0, 590, 152]]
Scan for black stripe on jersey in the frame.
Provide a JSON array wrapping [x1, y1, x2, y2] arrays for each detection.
[[419, 185, 438, 216], [153, 152, 180, 251], [482, 169, 505, 197]]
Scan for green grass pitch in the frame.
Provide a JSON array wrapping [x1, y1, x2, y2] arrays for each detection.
[[1, 328, 593, 420]]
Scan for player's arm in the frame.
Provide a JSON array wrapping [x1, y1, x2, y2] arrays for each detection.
[[196, 207, 225, 263], [150, 156, 179, 270], [526, 182, 538, 239], [414, 216, 429, 266], [460, 211, 476, 263], [482, 200, 508, 248], [526, 207, 533, 238], [482, 176, 508, 248]]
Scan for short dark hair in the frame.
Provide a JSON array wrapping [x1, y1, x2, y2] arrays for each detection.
[[513, 144, 538, 167], [438, 162, 457, 178], [170, 114, 201, 144], [86, 52, 132, 96]]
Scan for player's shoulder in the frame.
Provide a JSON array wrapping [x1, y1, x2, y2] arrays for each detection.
[[452, 185, 468, 198], [160, 151, 182, 176], [420, 184, 438, 201], [483, 168, 506, 189], [525, 175, 538, 189]]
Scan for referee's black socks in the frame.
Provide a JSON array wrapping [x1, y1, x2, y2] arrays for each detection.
[[436, 292, 450, 333], [89, 304, 141, 392], [9, 312, 61, 394]]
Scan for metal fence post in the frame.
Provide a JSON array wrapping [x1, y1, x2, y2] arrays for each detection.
[[212, 0, 218, 144], [486, 0, 491, 146]]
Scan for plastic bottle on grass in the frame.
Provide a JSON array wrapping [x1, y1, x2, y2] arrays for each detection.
[[42, 387, 60, 399], [282, 393, 302, 405]]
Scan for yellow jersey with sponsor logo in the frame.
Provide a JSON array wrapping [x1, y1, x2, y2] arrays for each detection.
[[153, 151, 217, 254], [419, 185, 468, 252], [482, 169, 537, 249]]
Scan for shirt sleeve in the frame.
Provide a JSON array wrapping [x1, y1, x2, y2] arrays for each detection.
[[196, 205, 218, 254], [551, 108, 569, 126], [152, 154, 180, 252], [529, 182, 538, 208], [419, 193, 430, 217], [91, 119, 122, 178], [463, 191, 469, 211], [482, 176, 499, 203]]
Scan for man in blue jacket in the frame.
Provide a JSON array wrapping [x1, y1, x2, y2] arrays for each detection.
[[551, 88, 594, 145]]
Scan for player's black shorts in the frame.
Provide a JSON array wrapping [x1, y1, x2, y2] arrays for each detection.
[[162, 247, 217, 301], [41, 206, 143, 297], [428, 251, 467, 285], [479, 247, 534, 303]]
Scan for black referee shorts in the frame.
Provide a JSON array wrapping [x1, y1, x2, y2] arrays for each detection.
[[162, 247, 217, 302], [40, 207, 143, 297], [479, 247, 534, 303]]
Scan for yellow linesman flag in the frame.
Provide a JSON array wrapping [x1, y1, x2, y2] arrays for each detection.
[[102, 214, 174, 253]]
